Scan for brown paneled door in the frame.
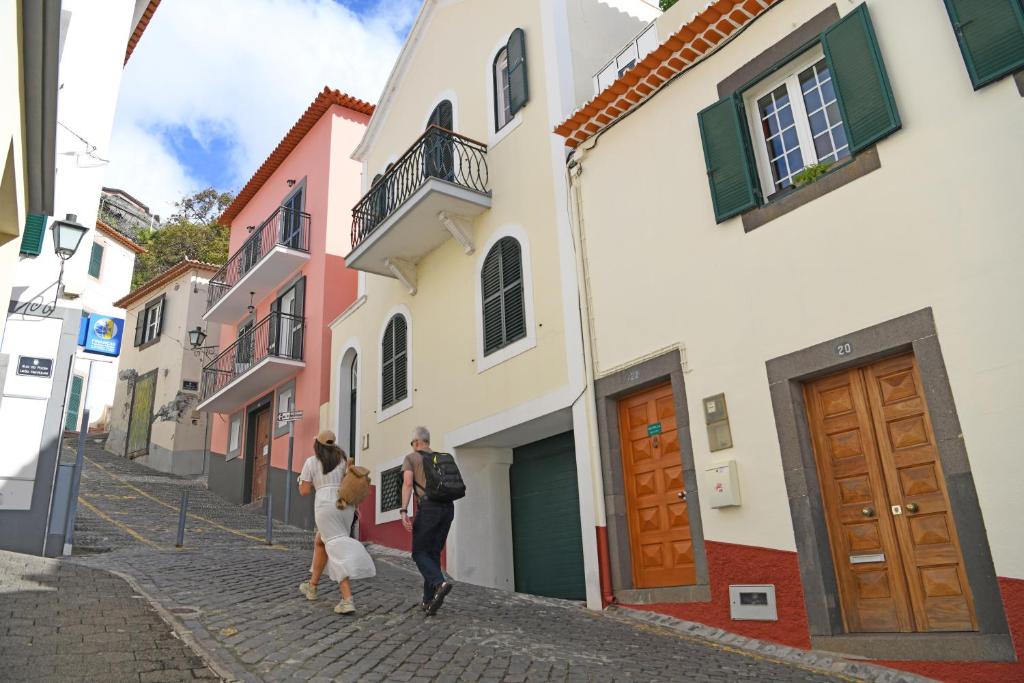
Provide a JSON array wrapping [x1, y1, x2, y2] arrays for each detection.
[[251, 408, 272, 503], [618, 383, 696, 588], [804, 353, 976, 633]]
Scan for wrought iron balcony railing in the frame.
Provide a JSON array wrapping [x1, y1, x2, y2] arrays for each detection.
[[351, 126, 489, 250], [207, 207, 311, 312], [199, 311, 304, 403]]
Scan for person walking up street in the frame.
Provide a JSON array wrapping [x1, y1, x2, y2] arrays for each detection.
[[401, 426, 460, 616], [297, 430, 376, 615]]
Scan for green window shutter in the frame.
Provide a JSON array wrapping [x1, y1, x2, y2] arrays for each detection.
[[507, 28, 529, 116], [697, 96, 760, 223], [942, 0, 1024, 90], [88, 243, 103, 277], [822, 4, 901, 153], [20, 213, 47, 256], [65, 375, 84, 431]]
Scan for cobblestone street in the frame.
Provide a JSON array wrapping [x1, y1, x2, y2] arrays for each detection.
[[4, 441, 932, 682]]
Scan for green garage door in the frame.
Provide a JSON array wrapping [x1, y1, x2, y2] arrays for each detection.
[[510, 431, 586, 600]]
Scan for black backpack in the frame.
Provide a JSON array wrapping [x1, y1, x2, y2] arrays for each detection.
[[416, 451, 466, 503]]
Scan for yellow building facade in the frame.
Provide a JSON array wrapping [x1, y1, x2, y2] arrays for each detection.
[[329, 0, 658, 607]]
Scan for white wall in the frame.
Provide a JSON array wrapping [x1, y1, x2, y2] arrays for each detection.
[[6, 0, 139, 433]]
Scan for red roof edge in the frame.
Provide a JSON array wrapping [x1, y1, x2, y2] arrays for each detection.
[[218, 87, 375, 226], [124, 0, 161, 66]]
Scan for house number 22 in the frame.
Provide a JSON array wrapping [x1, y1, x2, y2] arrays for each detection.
[[835, 341, 853, 357]]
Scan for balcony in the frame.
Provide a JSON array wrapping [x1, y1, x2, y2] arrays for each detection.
[[347, 126, 491, 293], [197, 311, 304, 414], [205, 207, 311, 323]]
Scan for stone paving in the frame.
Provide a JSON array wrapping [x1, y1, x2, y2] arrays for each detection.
[[43, 442, 932, 682], [0, 550, 215, 682]]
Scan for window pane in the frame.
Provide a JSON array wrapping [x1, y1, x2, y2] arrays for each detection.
[[798, 58, 848, 164], [832, 124, 849, 153], [814, 134, 834, 160], [803, 88, 822, 113], [809, 110, 827, 136], [786, 150, 804, 175], [776, 99, 794, 129], [782, 127, 799, 151]]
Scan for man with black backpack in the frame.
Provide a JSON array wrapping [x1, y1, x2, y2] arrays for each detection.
[[400, 426, 465, 616]]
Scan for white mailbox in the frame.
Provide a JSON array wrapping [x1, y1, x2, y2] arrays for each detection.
[[706, 460, 741, 508]]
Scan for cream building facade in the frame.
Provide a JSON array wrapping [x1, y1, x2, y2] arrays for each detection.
[[107, 260, 220, 476], [329, 0, 658, 607], [557, 0, 1023, 664]]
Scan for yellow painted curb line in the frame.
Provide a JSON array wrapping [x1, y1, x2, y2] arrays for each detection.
[[85, 456, 288, 549], [78, 496, 163, 550]]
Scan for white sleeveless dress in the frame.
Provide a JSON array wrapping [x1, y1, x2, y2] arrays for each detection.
[[297, 456, 376, 582]]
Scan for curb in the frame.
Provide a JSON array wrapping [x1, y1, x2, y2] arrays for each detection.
[[104, 566, 256, 683], [608, 606, 937, 683]]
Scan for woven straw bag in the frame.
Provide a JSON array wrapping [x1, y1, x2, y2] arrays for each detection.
[[337, 465, 371, 509]]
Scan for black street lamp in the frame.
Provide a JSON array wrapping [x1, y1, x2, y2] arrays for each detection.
[[50, 213, 89, 260], [188, 325, 207, 348], [189, 325, 217, 361], [48, 213, 89, 307]]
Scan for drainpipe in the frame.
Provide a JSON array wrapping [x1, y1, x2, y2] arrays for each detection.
[[566, 139, 615, 608]]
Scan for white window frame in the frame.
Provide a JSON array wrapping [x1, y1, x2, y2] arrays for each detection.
[[488, 34, 523, 147], [374, 455, 407, 524], [142, 299, 162, 344], [475, 225, 537, 374], [274, 381, 295, 437], [227, 412, 243, 461], [377, 304, 413, 423], [744, 46, 846, 200]]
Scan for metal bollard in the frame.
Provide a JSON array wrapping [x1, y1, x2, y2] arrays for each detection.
[[175, 489, 190, 548], [265, 494, 273, 546]]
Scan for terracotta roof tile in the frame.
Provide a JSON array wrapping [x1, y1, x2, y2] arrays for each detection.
[[554, 0, 778, 148], [124, 0, 161, 66], [114, 259, 220, 310], [96, 220, 147, 255], [219, 87, 375, 225]]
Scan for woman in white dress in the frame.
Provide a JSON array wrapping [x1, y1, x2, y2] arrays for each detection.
[[297, 430, 376, 614]]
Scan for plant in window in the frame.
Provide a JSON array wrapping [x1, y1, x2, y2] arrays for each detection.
[[793, 161, 834, 187]]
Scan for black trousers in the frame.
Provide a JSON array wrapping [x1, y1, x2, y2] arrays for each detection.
[[411, 499, 454, 602]]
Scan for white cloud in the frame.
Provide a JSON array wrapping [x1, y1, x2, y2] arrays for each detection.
[[104, 0, 418, 219]]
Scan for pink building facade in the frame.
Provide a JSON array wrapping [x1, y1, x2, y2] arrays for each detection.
[[200, 88, 372, 527]]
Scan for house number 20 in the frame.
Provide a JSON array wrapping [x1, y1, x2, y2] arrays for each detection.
[[835, 342, 853, 357]]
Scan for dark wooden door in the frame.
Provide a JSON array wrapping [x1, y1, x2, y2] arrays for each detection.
[[618, 383, 696, 589], [250, 408, 271, 502], [804, 354, 976, 633]]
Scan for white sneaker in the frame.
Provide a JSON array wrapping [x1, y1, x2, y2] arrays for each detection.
[[334, 599, 355, 615], [299, 581, 317, 601]]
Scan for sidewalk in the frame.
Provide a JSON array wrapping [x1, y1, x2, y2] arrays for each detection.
[[0, 550, 215, 682], [32, 441, 936, 682]]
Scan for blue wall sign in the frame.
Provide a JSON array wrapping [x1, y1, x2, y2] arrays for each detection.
[[79, 314, 124, 357]]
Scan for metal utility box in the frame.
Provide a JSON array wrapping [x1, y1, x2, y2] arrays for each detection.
[[729, 584, 777, 621], [705, 459, 741, 508], [702, 393, 733, 451]]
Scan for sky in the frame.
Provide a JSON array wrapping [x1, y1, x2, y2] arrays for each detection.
[[104, 0, 420, 220]]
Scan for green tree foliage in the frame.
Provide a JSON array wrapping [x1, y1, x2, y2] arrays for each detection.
[[131, 188, 234, 288], [659, 0, 678, 10]]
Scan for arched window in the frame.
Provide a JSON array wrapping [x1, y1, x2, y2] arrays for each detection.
[[381, 314, 408, 409], [425, 100, 454, 182], [493, 47, 512, 130], [481, 237, 526, 355], [493, 29, 528, 132]]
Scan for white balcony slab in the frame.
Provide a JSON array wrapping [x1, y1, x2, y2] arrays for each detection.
[[204, 246, 309, 324], [197, 356, 304, 414], [346, 178, 491, 278]]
